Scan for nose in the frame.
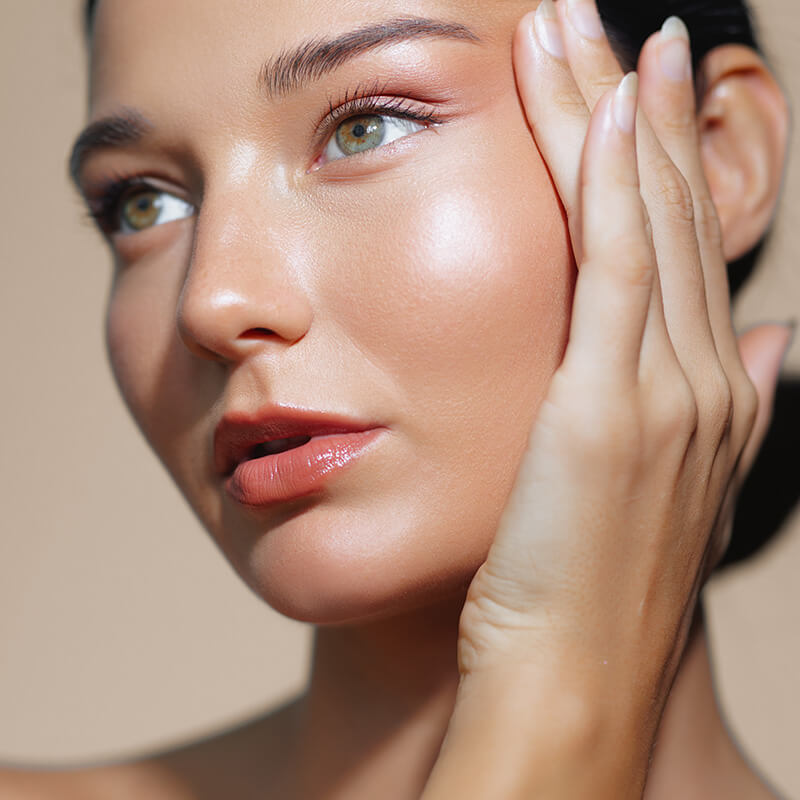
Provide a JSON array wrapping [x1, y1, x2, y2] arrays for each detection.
[[176, 197, 313, 362]]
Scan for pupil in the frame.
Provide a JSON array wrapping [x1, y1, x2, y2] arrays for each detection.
[[352, 123, 366, 138], [136, 196, 152, 211]]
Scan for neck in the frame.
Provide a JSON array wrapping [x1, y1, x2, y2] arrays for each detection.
[[644, 608, 775, 799], [293, 594, 465, 799], [289, 601, 772, 800]]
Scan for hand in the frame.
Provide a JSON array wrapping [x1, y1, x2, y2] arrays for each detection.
[[428, 1, 792, 796]]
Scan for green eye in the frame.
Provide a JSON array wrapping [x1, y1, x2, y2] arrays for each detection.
[[117, 187, 194, 234], [122, 190, 162, 231], [324, 113, 426, 162], [335, 115, 386, 156]]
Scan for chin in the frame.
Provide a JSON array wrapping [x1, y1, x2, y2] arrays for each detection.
[[258, 575, 475, 627], [222, 498, 494, 626]]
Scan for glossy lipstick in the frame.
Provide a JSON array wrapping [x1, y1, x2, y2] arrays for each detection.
[[215, 409, 383, 508]]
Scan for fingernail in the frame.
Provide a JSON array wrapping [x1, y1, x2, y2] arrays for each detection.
[[566, 0, 605, 40], [614, 72, 638, 133], [534, 0, 566, 59], [659, 16, 692, 82]]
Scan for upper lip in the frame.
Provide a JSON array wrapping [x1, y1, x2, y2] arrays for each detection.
[[214, 405, 379, 476]]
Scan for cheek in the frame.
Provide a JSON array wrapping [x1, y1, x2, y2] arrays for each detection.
[[105, 247, 208, 479], [321, 131, 574, 438], [106, 269, 168, 431], [298, 131, 575, 600]]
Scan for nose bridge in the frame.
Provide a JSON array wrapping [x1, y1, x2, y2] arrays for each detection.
[[177, 170, 313, 361]]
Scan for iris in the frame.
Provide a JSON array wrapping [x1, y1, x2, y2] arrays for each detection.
[[335, 114, 386, 155]]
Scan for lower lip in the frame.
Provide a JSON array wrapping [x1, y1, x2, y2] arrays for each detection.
[[226, 429, 384, 507]]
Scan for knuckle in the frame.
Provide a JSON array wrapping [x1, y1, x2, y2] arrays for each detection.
[[694, 193, 724, 250], [718, 387, 735, 439], [652, 160, 694, 224], [554, 90, 590, 120], [652, 104, 695, 138], [601, 237, 655, 288], [617, 258, 654, 290], [733, 369, 759, 438], [657, 374, 699, 441], [699, 368, 734, 440]]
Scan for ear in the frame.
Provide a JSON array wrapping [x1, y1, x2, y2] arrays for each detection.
[[696, 44, 790, 262]]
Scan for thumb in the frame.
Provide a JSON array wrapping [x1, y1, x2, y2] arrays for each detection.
[[737, 321, 795, 477]]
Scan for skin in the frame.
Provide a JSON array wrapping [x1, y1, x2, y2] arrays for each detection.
[[87, 0, 575, 626], [0, 0, 790, 797]]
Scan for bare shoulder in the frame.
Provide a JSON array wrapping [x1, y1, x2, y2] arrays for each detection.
[[0, 696, 303, 800]]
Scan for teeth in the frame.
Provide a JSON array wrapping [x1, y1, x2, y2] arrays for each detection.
[[251, 436, 312, 458]]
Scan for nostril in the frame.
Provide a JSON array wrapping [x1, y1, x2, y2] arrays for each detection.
[[240, 327, 277, 340]]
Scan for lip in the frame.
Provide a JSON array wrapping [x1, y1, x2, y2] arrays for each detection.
[[215, 407, 385, 507]]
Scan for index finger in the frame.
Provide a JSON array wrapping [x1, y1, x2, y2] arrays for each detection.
[[513, 1, 592, 263]]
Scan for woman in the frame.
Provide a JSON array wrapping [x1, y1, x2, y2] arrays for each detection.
[[1, 0, 792, 796]]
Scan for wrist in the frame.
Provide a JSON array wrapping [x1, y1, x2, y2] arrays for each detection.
[[424, 666, 653, 800]]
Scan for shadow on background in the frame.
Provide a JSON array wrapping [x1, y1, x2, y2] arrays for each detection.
[[721, 241, 799, 567], [723, 378, 800, 566]]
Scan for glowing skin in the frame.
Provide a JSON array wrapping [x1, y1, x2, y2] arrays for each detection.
[[83, 0, 573, 623], [52, 1, 788, 798]]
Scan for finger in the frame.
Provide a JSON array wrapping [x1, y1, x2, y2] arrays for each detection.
[[565, 74, 657, 381], [614, 20, 723, 388], [515, 7, 670, 381], [638, 21, 739, 359], [513, 1, 591, 262], [735, 323, 794, 477], [556, 0, 626, 109], [555, 3, 717, 378], [638, 20, 755, 446], [637, 20, 735, 359]]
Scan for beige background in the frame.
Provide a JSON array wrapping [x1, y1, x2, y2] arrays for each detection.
[[1, 1, 798, 796]]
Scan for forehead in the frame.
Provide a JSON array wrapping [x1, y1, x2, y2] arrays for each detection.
[[89, 0, 521, 105], [90, 0, 510, 62]]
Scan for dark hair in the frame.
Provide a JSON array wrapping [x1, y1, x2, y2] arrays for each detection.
[[81, 0, 794, 569]]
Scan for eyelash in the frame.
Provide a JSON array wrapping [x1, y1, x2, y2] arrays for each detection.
[[85, 174, 159, 235], [317, 81, 443, 143], [85, 86, 444, 234]]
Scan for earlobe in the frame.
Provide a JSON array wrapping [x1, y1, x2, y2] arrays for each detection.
[[696, 44, 789, 262]]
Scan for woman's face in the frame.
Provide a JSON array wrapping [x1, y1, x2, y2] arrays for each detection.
[[79, 0, 574, 623]]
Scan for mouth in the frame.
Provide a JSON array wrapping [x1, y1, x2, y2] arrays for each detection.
[[216, 414, 376, 476], [214, 406, 385, 506], [248, 435, 313, 459]]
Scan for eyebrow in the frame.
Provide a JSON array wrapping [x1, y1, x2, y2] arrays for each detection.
[[69, 17, 481, 188], [259, 17, 481, 98], [69, 108, 153, 189]]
